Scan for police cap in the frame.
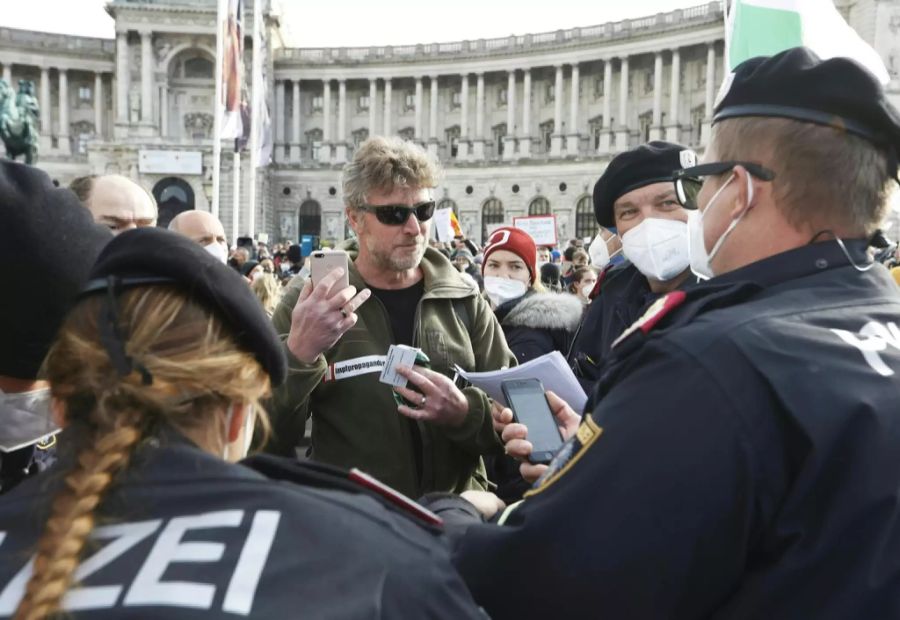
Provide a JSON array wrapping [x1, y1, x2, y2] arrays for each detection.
[[593, 141, 697, 227], [0, 161, 112, 379], [83, 227, 287, 386], [714, 46, 900, 167]]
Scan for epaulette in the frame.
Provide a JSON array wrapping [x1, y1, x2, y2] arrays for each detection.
[[240, 454, 444, 531], [610, 291, 688, 350]]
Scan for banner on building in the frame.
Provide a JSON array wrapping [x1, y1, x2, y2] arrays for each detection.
[[725, 0, 889, 84], [252, 0, 272, 167], [218, 0, 245, 140]]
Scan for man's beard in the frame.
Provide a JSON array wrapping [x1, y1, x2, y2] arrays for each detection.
[[365, 234, 426, 271]]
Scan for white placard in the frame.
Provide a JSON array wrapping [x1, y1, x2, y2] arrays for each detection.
[[433, 208, 454, 243], [512, 215, 558, 247], [138, 150, 203, 175]]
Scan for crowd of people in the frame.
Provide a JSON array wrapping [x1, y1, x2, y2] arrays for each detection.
[[0, 46, 899, 618]]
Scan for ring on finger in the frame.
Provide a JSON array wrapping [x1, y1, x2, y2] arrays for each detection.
[[339, 307, 349, 319], [420, 395, 427, 408]]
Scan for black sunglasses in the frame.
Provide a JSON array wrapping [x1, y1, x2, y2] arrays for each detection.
[[358, 200, 436, 226], [674, 161, 776, 210]]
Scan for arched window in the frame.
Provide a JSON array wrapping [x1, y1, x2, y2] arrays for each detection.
[[184, 57, 214, 79], [299, 199, 322, 237], [481, 198, 504, 244], [575, 194, 598, 241], [528, 196, 551, 216]]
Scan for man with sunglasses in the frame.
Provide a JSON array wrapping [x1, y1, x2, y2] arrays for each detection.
[[568, 141, 700, 388], [448, 48, 900, 618], [269, 136, 515, 499]]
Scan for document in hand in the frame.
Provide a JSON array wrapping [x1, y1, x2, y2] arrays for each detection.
[[455, 351, 587, 414]]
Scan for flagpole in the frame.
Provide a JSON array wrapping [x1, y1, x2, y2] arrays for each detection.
[[211, 0, 226, 219], [248, 0, 263, 240], [233, 142, 241, 246]]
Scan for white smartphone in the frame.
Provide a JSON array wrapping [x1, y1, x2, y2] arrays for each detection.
[[310, 250, 350, 290]]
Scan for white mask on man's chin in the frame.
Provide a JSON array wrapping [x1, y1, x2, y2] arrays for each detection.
[[223, 404, 255, 461], [204, 241, 228, 264]]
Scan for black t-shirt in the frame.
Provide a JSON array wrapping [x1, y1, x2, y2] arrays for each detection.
[[368, 280, 426, 346]]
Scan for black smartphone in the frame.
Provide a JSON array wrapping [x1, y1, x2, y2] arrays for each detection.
[[501, 378, 564, 464]]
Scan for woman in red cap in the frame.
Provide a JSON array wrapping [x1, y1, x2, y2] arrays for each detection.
[[480, 227, 583, 502]]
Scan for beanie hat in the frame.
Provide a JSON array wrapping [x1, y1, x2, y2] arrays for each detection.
[[482, 227, 538, 284], [451, 248, 474, 263]]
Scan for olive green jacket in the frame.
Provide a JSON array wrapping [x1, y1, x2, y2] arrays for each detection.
[[269, 242, 516, 497]]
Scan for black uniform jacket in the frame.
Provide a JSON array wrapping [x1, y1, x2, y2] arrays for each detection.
[[0, 430, 484, 619], [452, 240, 900, 619]]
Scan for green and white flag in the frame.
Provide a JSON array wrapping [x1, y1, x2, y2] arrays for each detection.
[[725, 0, 890, 84]]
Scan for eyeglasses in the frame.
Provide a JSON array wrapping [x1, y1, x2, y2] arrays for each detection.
[[673, 161, 776, 210], [358, 200, 436, 226]]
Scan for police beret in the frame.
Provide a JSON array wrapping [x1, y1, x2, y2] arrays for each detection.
[[0, 161, 112, 379], [715, 47, 900, 159], [83, 227, 287, 386], [593, 141, 697, 227]]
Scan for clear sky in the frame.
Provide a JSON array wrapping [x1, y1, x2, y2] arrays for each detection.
[[1, 0, 708, 46]]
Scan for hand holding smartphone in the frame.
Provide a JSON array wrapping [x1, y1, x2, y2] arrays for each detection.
[[310, 250, 350, 290], [501, 378, 564, 464]]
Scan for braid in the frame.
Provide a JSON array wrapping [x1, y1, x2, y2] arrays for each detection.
[[15, 397, 145, 620]]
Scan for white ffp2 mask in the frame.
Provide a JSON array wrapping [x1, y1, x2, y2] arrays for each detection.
[[621, 218, 690, 282], [483, 276, 528, 307]]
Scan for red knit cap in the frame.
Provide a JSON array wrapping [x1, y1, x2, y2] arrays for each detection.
[[482, 227, 538, 284]]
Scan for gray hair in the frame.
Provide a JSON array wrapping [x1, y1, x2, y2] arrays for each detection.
[[712, 117, 893, 236], [341, 136, 441, 209]]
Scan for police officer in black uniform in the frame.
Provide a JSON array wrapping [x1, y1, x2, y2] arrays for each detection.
[[0, 228, 484, 619], [449, 48, 900, 619], [569, 142, 700, 386], [0, 161, 111, 494]]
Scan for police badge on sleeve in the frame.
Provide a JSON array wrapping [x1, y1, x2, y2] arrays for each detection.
[[524, 414, 603, 497]]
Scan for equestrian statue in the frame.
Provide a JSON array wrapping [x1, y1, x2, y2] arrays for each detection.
[[0, 79, 40, 164]]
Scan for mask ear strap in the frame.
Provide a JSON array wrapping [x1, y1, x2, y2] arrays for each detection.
[[746, 172, 754, 207]]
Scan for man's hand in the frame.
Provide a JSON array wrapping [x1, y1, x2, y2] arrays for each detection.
[[500, 390, 582, 483], [460, 490, 506, 520], [286, 269, 371, 364], [394, 366, 469, 427], [491, 400, 513, 434]]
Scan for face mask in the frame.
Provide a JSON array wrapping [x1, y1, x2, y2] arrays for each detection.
[[621, 218, 690, 281], [0, 387, 58, 451], [484, 276, 528, 307], [204, 241, 228, 264], [687, 173, 752, 280], [251, 270, 266, 283], [589, 234, 622, 269], [579, 282, 595, 299]]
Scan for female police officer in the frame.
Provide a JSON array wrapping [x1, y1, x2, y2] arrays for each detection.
[[0, 227, 482, 619]]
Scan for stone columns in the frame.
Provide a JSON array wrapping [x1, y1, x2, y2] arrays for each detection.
[[473, 72, 485, 159], [58, 69, 70, 155], [519, 69, 531, 158], [39, 68, 51, 151], [616, 56, 630, 150], [321, 79, 331, 163], [335, 79, 347, 163], [414, 77, 423, 141], [459, 74, 469, 159], [159, 82, 167, 137], [428, 75, 439, 156], [566, 63, 580, 154], [291, 80, 301, 161], [115, 31, 129, 124], [504, 70, 516, 160], [702, 42, 716, 145], [650, 52, 664, 141], [599, 59, 613, 153], [1, 64, 10, 84], [140, 31, 153, 124], [551, 65, 564, 156], [274, 80, 285, 163], [368, 79, 378, 137], [383, 78, 392, 135], [666, 49, 682, 143]]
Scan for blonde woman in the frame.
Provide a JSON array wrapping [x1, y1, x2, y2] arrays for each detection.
[[1, 228, 482, 619], [251, 271, 282, 317]]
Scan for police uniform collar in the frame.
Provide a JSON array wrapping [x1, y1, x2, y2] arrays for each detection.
[[713, 239, 871, 290]]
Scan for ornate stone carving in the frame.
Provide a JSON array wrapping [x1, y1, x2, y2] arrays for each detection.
[[184, 112, 213, 137]]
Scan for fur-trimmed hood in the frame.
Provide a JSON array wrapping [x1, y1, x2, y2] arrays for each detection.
[[501, 291, 584, 332]]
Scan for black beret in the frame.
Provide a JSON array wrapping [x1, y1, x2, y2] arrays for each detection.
[[0, 161, 112, 379], [83, 227, 287, 386], [715, 47, 900, 161], [593, 141, 697, 227], [286, 244, 302, 263]]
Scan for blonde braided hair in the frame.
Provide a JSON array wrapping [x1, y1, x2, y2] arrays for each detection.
[[15, 286, 271, 619]]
